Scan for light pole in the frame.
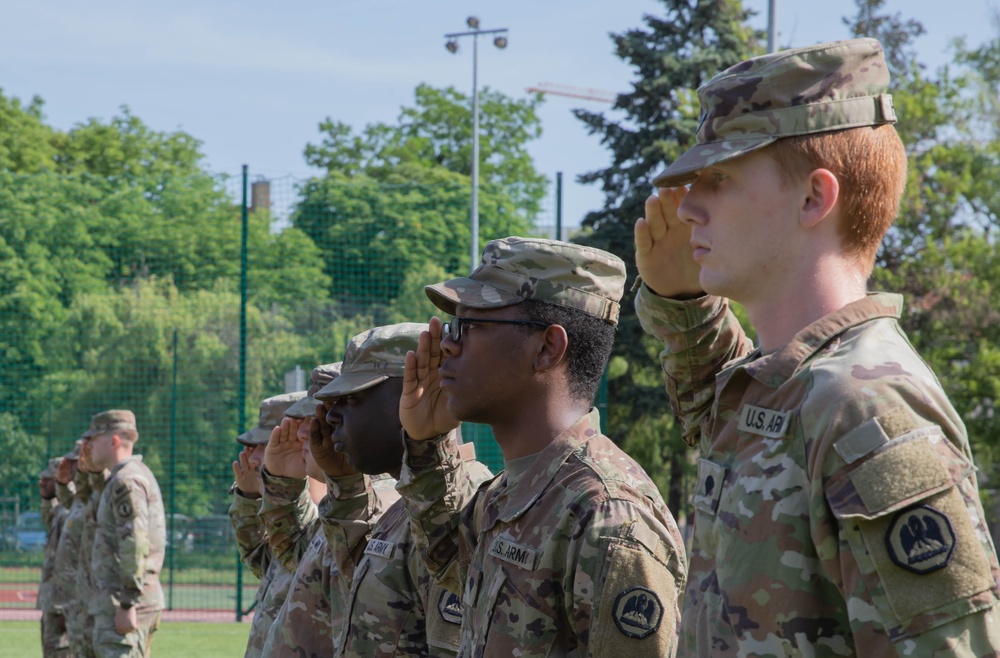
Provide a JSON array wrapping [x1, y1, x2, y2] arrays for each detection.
[[444, 17, 508, 273]]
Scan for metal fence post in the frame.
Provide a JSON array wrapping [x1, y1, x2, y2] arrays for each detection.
[[168, 328, 178, 610], [236, 164, 249, 622]]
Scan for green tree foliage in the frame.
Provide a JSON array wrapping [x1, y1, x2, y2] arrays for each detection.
[[0, 90, 57, 173], [572, 0, 762, 517], [296, 84, 544, 310]]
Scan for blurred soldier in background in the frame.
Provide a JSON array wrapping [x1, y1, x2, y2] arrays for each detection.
[[87, 410, 165, 658], [230, 391, 310, 658], [59, 439, 94, 657], [39, 456, 71, 657], [312, 323, 492, 657]]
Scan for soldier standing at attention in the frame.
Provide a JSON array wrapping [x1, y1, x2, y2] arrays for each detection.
[[86, 410, 166, 658], [310, 323, 491, 657], [228, 391, 309, 658], [49, 446, 82, 657], [398, 237, 688, 657], [58, 440, 94, 657], [633, 38, 1000, 655], [79, 433, 109, 658], [39, 456, 71, 657]]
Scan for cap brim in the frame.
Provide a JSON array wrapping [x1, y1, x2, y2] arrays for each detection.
[[314, 372, 390, 400], [236, 426, 272, 446], [652, 136, 777, 188], [284, 395, 320, 419], [424, 278, 522, 316]]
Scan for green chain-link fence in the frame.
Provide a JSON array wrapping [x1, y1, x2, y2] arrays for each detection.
[[0, 167, 594, 618]]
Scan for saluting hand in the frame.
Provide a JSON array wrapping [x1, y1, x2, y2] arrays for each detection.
[[634, 187, 703, 298], [55, 457, 73, 485], [308, 403, 356, 478], [264, 417, 306, 479], [232, 450, 260, 497], [400, 317, 459, 441]]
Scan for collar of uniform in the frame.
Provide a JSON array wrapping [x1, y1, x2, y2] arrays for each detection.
[[742, 292, 904, 386], [490, 408, 603, 526], [107, 454, 144, 479]]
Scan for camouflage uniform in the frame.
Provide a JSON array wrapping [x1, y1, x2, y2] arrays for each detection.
[[60, 464, 94, 655], [640, 38, 1000, 656], [79, 468, 109, 658], [40, 458, 71, 657], [228, 390, 311, 658], [401, 238, 688, 657], [89, 411, 166, 658]]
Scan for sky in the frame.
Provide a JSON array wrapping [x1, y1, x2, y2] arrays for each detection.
[[1, 0, 998, 233]]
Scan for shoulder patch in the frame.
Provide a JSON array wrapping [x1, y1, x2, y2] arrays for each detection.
[[437, 590, 462, 625], [885, 504, 955, 574], [613, 586, 663, 639]]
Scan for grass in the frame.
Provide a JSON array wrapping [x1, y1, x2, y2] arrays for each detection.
[[2, 621, 251, 657]]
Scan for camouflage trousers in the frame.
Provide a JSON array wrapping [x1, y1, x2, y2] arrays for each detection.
[[66, 603, 94, 658], [41, 608, 71, 657], [92, 610, 162, 658]]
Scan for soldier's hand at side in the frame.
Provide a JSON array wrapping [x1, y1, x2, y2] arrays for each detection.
[[114, 606, 138, 634], [400, 317, 459, 441], [55, 458, 73, 485], [634, 187, 703, 298], [232, 450, 260, 497], [308, 404, 357, 478], [264, 418, 307, 479]]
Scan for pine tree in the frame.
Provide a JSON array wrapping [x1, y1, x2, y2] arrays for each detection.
[[572, 0, 762, 517]]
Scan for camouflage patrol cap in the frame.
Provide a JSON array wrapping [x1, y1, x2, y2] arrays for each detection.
[[424, 237, 625, 326], [39, 457, 61, 479], [83, 409, 137, 438], [652, 38, 898, 188], [315, 323, 426, 400], [284, 362, 343, 419], [237, 391, 307, 446]]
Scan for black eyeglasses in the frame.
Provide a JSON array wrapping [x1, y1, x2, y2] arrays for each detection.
[[444, 316, 550, 342]]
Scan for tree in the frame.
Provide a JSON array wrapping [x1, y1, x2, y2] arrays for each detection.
[[0, 89, 57, 173], [572, 0, 762, 518]]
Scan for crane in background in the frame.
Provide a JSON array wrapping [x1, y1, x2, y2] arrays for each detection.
[[526, 83, 617, 104]]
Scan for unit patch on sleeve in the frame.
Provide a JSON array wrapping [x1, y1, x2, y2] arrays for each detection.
[[612, 586, 663, 639], [437, 590, 463, 625], [885, 504, 956, 574]]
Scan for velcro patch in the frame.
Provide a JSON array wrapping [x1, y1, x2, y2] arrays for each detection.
[[364, 538, 395, 560], [613, 586, 663, 639], [437, 589, 462, 625], [692, 459, 726, 515], [488, 537, 537, 570], [737, 404, 789, 438], [885, 504, 955, 575]]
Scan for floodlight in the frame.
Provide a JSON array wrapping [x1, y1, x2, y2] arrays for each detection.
[[494, 35, 507, 49], [467, 16, 480, 29], [446, 40, 459, 53]]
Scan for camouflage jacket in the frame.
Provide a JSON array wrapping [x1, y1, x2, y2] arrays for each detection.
[[38, 495, 68, 611], [240, 469, 319, 658], [332, 461, 491, 658], [636, 287, 1000, 656], [50, 480, 81, 611], [53, 471, 91, 613], [91, 455, 166, 614], [399, 411, 687, 657], [229, 490, 269, 580], [83, 470, 108, 616]]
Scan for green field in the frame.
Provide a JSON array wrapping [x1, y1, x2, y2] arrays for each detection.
[[2, 621, 251, 657]]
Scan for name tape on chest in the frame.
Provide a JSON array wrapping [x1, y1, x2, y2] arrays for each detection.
[[738, 404, 790, 438], [489, 537, 537, 570], [364, 538, 395, 560]]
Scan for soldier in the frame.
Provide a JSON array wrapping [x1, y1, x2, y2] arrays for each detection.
[[633, 38, 1000, 655], [50, 445, 81, 658], [39, 456, 71, 657], [229, 390, 310, 658], [85, 410, 166, 658], [79, 433, 109, 658], [399, 237, 688, 656], [310, 323, 492, 657], [58, 440, 94, 657]]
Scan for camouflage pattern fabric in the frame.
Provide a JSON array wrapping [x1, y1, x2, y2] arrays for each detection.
[[229, 490, 269, 580], [92, 609, 161, 658], [424, 237, 626, 326], [263, 474, 399, 656], [50, 481, 78, 612], [79, 470, 109, 658], [241, 468, 319, 658], [652, 38, 898, 188], [330, 458, 490, 658], [60, 468, 93, 653], [636, 286, 1000, 655], [91, 456, 165, 658], [399, 410, 687, 657], [40, 491, 71, 657]]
